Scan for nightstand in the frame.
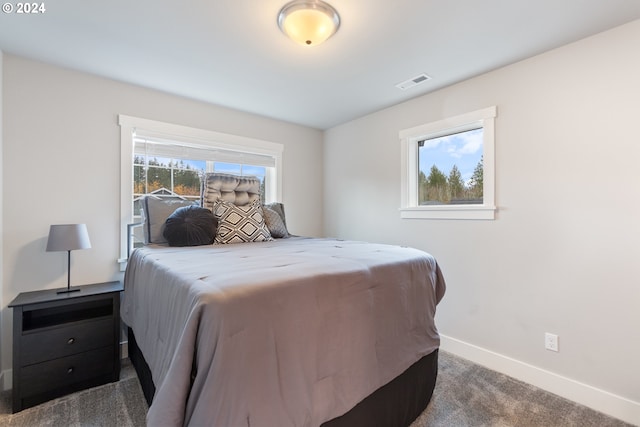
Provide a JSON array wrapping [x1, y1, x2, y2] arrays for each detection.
[[8, 281, 123, 412]]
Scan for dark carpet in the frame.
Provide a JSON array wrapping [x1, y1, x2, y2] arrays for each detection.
[[0, 352, 633, 426], [411, 352, 633, 427]]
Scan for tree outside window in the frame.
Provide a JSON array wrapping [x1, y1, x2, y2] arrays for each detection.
[[418, 128, 483, 205]]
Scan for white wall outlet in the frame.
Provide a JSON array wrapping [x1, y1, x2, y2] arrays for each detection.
[[545, 333, 559, 352]]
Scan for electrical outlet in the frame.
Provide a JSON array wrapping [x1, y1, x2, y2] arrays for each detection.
[[545, 333, 559, 352]]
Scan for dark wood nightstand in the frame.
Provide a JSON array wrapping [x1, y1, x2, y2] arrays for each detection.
[[8, 281, 123, 412]]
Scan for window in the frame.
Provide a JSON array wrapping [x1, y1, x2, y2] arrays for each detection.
[[418, 127, 484, 206], [132, 138, 269, 225], [133, 148, 204, 215], [119, 115, 283, 265], [399, 106, 496, 220]]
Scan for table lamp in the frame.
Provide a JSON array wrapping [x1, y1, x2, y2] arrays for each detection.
[[46, 224, 91, 294]]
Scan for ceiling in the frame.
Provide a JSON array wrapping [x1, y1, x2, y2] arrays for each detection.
[[1, 1, 639, 130]]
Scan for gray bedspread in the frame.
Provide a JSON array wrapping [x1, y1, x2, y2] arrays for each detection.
[[121, 237, 446, 427]]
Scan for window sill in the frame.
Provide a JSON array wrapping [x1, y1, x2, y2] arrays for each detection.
[[400, 205, 496, 220]]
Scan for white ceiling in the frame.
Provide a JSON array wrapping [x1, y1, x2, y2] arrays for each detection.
[[1, 1, 639, 129]]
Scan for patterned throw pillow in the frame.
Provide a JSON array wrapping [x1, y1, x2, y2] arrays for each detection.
[[262, 205, 289, 238], [212, 199, 273, 244]]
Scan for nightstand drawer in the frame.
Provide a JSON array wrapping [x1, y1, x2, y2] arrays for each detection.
[[20, 346, 114, 397], [20, 317, 114, 366]]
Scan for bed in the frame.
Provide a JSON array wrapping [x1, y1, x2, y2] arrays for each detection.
[[121, 173, 446, 427]]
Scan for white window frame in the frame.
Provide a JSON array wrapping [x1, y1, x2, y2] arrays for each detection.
[[399, 106, 497, 220], [118, 115, 284, 266]]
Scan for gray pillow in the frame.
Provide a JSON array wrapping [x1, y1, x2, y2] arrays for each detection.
[[141, 196, 195, 244], [263, 206, 289, 238], [264, 202, 289, 237], [201, 173, 261, 211], [264, 202, 288, 227]]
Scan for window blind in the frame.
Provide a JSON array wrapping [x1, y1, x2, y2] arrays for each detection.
[[134, 137, 276, 168]]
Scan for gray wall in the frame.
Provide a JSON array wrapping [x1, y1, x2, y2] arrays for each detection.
[[0, 50, 4, 388], [324, 20, 640, 422], [0, 54, 324, 376]]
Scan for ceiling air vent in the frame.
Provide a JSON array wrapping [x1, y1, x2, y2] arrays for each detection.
[[395, 73, 432, 90]]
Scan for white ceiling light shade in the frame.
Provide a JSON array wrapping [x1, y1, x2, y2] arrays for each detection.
[[278, 0, 340, 46]]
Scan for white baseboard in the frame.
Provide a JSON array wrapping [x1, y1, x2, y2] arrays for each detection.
[[121, 340, 128, 359], [440, 334, 640, 426], [0, 369, 11, 391]]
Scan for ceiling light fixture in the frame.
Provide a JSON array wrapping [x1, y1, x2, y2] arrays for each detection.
[[277, 0, 340, 47]]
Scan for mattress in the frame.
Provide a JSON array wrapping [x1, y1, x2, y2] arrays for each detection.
[[121, 237, 446, 427]]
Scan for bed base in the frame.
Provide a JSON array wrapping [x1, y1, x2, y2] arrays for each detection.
[[127, 328, 156, 407], [128, 327, 438, 427]]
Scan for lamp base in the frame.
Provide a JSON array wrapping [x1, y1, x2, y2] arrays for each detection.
[[57, 287, 81, 294]]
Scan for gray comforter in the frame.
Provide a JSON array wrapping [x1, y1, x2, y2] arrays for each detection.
[[121, 237, 446, 427]]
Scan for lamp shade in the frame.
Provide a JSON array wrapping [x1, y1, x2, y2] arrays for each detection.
[[278, 0, 340, 46], [46, 224, 92, 252]]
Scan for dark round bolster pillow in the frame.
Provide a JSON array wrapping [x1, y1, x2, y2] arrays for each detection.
[[163, 205, 216, 247]]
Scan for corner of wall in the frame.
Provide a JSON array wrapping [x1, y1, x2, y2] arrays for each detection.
[[0, 49, 6, 390]]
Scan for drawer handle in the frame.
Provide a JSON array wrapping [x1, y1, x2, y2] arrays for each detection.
[[67, 367, 74, 375], [67, 338, 75, 345]]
